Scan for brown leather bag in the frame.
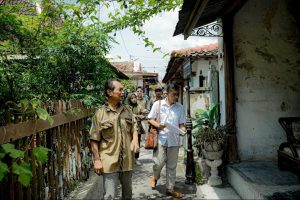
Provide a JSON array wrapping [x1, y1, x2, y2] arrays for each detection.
[[144, 100, 161, 150]]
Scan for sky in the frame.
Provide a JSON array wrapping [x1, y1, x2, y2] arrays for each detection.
[[104, 8, 217, 81]]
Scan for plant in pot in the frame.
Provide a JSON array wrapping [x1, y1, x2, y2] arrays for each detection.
[[192, 104, 226, 186], [192, 103, 226, 160]]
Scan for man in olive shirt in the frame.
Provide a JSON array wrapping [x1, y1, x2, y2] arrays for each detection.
[[90, 79, 139, 199]]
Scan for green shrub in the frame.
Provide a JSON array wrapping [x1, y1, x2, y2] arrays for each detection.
[[195, 161, 205, 185]]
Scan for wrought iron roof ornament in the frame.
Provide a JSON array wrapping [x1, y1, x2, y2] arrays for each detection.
[[190, 21, 223, 37]]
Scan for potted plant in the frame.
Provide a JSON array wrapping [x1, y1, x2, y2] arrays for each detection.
[[192, 104, 226, 186], [192, 104, 226, 160]]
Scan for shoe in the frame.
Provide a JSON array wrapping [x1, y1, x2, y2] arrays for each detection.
[[166, 189, 183, 198], [135, 160, 142, 165], [150, 176, 157, 189]]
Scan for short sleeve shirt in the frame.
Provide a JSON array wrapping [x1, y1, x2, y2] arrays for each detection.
[[147, 99, 186, 147], [90, 104, 138, 173]]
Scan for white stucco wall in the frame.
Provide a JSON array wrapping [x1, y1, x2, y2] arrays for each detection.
[[233, 0, 300, 160], [188, 59, 219, 117], [191, 60, 210, 87]]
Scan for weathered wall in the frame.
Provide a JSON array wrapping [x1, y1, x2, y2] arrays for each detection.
[[218, 36, 226, 126], [234, 0, 300, 160], [188, 59, 218, 117]]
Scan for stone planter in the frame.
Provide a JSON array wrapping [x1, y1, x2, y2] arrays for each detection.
[[205, 159, 223, 186], [198, 157, 210, 180], [203, 141, 222, 152], [202, 149, 224, 160], [201, 148, 224, 186]]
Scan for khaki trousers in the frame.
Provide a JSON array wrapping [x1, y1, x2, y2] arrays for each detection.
[[153, 143, 180, 190]]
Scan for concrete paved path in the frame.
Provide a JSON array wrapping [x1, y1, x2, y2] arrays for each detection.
[[66, 147, 240, 199]]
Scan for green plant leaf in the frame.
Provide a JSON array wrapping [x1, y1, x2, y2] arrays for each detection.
[[47, 116, 54, 125], [30, 99, 40, 110], [18, 173, 32, 187], [20, 99, 29, 113], [1, 143, 23, 158], [0, 153, 5, 159], [36, 107, 48, 120], [33, 146, 51, 164], [0, 162, 9, 181], [9, 149, 24, 159], [2, 143, 15, 153], [12, 162, 32, 187]]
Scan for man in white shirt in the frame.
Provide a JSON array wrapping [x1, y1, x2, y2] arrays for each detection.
[[147, 83, 186, 199]]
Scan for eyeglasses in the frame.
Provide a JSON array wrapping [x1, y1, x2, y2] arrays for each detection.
[[170, 93, 179, 97]]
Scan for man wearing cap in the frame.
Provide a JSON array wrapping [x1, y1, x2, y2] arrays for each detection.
[[147, 86, 163, 111]]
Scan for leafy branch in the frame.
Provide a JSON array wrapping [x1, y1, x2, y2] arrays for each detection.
[[0, 143, 51, 187]]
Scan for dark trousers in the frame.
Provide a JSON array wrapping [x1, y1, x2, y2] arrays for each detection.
[[135, 134, 141, 159]]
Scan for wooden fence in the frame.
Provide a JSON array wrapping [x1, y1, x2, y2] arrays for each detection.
[[0, 100, 94, 200]]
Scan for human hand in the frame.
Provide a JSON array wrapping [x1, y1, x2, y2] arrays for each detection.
[[93, 159, 103, 175], [130, 140, 140, 153], [157, 123, 166, 130], [136, 115, 145, 120]]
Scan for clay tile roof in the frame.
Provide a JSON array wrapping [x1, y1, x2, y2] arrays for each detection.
[[170, 43, 218, 57], [110, 61, 134, 72]]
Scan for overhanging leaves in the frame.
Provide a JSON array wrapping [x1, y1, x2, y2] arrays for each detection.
[[33, 146, 51, 164]]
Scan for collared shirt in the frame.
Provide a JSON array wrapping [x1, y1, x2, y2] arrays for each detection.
[[137, 97, 147, 110], [130, 104, 145, 135], [147, 99, 186, 147], [90, 104, 138, 173], [146, 97, 163, 110]]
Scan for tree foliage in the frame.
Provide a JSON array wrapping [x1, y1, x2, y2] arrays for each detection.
[[0, 0, 183, 187]]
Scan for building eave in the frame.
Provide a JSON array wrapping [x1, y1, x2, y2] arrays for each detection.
[[173, 0, 247, 39]]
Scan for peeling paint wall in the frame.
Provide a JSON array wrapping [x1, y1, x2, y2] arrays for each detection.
[[234, 0, 300, 160], [187, 59, 218, 117]]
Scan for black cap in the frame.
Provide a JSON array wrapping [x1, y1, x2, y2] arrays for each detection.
[[155, 87, 162, 92]]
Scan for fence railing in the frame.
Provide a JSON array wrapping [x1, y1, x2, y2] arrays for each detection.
[[0, 100, 93, 200]]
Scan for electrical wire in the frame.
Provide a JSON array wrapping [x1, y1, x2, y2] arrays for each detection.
[[112, 1, 131, 58]]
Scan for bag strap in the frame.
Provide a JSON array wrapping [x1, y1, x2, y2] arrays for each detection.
[[157, 100, 161, 123]]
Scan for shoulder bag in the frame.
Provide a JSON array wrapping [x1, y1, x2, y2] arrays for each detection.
[[144, 100, 161, 150]]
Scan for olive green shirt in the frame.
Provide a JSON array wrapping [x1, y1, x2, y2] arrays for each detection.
[[137, 98, 146, 111], [90, 104, 138, 173]]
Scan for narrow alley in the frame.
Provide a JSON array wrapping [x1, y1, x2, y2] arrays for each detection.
[[66, 147, 241, 199]]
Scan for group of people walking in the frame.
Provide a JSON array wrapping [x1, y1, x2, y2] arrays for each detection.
[[90, 79, 186, 199]]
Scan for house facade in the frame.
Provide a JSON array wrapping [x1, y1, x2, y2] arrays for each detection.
[[111, 61, 158, 92], [163, 44, 219, 118], [174, 0, 300, 162]]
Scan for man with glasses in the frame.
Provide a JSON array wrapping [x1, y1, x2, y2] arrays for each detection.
[[90, 79, 139, 199], [147, 83, 186, 198]]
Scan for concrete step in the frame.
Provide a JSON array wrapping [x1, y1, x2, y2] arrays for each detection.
[[227, 161, 300, 199]]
